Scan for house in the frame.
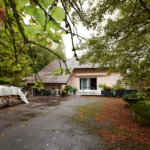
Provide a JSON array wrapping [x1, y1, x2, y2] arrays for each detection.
[[27, 57, 121, 95]]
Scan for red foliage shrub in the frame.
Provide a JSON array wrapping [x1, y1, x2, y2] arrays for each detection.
[[106, 86, 111, 89]]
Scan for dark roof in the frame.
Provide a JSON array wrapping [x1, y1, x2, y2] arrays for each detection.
[[27, 57, 98, 84]]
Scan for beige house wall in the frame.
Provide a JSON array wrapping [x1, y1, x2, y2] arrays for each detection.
[[28, 68, 121, 95], [68, 68, 121, 90]]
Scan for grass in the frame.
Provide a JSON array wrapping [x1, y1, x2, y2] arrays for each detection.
[[76, 101, 106, 118], [71, 98, 150, 149], [69, 101, 107, 134]]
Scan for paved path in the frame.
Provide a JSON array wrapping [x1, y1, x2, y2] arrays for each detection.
[[0, 96, 107, 150]]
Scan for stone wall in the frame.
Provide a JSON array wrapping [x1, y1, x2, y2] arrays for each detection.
[[0, 95, 22, 109]]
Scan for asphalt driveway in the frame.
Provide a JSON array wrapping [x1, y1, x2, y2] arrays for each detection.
[[0, 96, 107, 150]]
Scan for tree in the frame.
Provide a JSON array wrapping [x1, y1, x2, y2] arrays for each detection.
[[0, 29, 32, 84], [0, 0, 85, 85], [31, 42, 66, 72], [79, 0, 150, 85]]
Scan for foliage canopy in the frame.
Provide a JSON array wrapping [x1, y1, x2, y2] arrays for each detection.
[[79, 0, 150, 85], [0, 0, 85, 84]]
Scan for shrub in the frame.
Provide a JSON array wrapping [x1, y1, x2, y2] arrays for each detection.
[[133, 101, 150, 126], [110, 84, 125, 93], [117, 87, 125, 91], [103, 83, 107, 90], [106, 86, 111, 90], [64, 84, 71, 90], [122, 91, 144, 104], [73, 87, 78, 91], [62, 90, 66, 93], [98, 83, 107, 90], [98, 83, 103, 88]]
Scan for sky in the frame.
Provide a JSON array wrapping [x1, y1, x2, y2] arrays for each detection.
[[62, 23, 92, 58]]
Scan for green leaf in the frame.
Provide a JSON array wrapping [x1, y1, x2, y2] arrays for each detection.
[[35, 28, 44, 34], [47, 21, 60, 31], [42, 0, 54, 7], [54, 31, 62, 41], [29, 19, 34, 23], [51, 6, 65, 21], [48, 30, 54, 39], [18, 0, 29, 8], [52, 40, 61, 44], [24, 5, 35, 16], [25, 26, 35, 34], [34, 25, 44, 34], [33, 8, 46, 27], [0, 0, 5, 7], [60, 31, 66, 34], [38, 1, 47, 11], [48, 30, 62, 42]]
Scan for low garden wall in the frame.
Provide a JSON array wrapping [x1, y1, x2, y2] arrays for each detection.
[[0, 95, 22, 109]]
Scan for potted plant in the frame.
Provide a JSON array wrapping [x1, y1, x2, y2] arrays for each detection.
[[111, 84, 125, 97], [64, 84, 71, 94], [73, 87, 78, 94], [104, 85, 111, 96], [62, 90, 66, 97], [117, 86, 125, 97], [98, 83, 106, 95]]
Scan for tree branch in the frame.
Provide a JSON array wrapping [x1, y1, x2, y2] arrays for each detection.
[[60, 27, 85, 40], [121, 5, 149, 28], [139, 0, 150, 15], [28, 40, 71, 74]]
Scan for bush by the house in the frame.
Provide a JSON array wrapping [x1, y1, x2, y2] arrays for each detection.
[[106, 86, 111, 89], [133, 101, 150, 126], [64, 85, 71, 91], [98, 83, 103, 88], [98, 83, 107, 90], [110, 84, 125, 93], [73, 87, 78, 91], [103, 83, 107, 90], [122, 92, 144, 104], [62, 90, 66, 93]]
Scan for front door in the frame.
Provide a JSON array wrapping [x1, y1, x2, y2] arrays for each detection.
[[90, 78, 97, 90]]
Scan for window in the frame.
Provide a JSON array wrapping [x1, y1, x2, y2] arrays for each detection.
[[80, 78, 97, 90]]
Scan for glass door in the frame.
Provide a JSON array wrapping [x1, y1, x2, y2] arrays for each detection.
[[80, 78, 90, 90]]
